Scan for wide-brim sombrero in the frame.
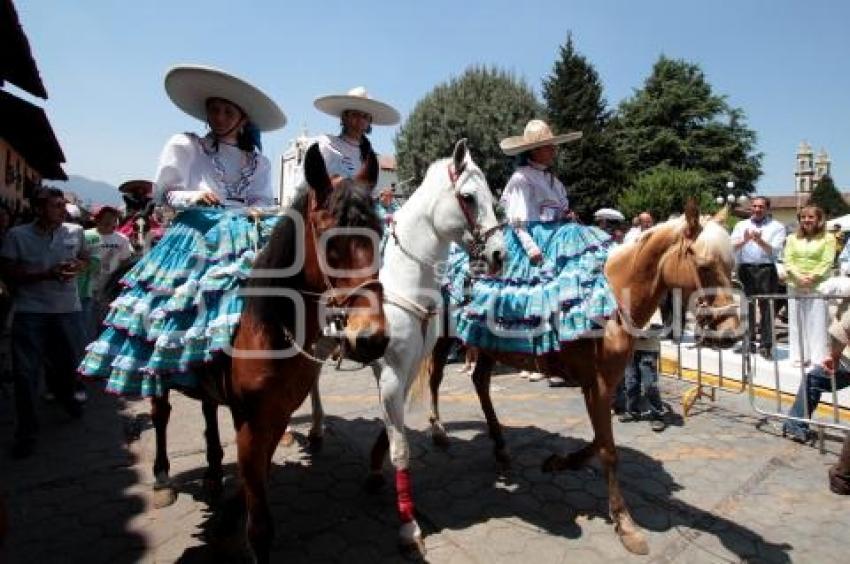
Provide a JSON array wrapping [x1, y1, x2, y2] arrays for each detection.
[[164, 65, 286, 132], [500, 119, 582, 156], [314, 86, 400, 126]]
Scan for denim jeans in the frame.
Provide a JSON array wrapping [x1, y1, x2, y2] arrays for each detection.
[[784, 364, 850, 436], [11, 312, 86, 439], [615, 350, 663, 416]]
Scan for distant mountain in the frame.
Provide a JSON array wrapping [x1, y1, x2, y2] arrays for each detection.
[[51, 175, 123, 207]]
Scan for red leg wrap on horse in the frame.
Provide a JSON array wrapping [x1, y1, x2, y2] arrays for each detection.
[[395, 469, 415, 523]]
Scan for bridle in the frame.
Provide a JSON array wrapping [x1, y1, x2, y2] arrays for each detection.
[[659, 239, 738, 332], [448, 163, 502, 261], [284, 192, 384, 365]]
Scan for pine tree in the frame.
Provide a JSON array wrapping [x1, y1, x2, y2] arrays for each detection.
[[614, 56, 762, 195], [395, 67, 543, 196], [810, 175, 850, 218], [542, 34, 627, 222]]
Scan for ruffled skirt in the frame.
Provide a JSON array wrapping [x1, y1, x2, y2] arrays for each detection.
[[454, 221, 617, 354], [78, 208, 279, 397]]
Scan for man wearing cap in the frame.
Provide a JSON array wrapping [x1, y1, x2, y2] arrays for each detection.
[[0, 187, 90, 458], [313, 86, 400, 188]]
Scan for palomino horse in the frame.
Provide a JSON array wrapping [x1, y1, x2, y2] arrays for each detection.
[[421, 204, 740, 555], [306, 140, 505, 554], [148, 145, 388, 558]]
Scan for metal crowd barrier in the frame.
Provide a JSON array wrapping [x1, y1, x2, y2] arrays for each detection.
[[744, 293, 850, 451], [662, 289, 850, 453]]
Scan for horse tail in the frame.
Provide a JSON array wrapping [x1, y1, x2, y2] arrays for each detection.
[[407, 352, 433, 409]]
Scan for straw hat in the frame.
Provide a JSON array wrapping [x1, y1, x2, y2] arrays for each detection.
[[164, 65, 286, 132], [499, 119, 582, 156], [314, 86, 400, 126]]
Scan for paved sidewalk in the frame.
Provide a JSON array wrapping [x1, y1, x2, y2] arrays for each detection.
[[1, 364, 848, 563]]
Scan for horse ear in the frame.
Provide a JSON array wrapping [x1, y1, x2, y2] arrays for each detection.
[[304, 143, 332, 208], [452, 138, 468, 175], [684, 198, 702, 239], [354, 149, 379, 189]]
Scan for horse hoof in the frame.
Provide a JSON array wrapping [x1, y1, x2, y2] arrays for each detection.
[[152, 485, 178, 508], [619, 529, 649, 555], [280, 431, 296, 447], [363, 473, 386, 493], [431, 431, 450, 449], [307, 433, 324, 454], [399, 538, 427, 560]]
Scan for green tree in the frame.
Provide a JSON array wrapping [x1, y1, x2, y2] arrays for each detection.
[[810, 175, 850, 218], [395, 67, 543, 195], [614, 56, 762, 195], [542, 33, 627, 221], [617, 165, 717, 221]]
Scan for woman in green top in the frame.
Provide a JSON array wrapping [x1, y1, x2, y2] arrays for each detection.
[[784, 205, 836, 365]]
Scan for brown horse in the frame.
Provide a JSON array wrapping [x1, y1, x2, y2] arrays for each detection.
[[416, 204, 740, 554], [148, 145, 388, 562], [227, 144, 388, 562]]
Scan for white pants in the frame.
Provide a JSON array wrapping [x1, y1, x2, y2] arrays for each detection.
[[787, 288, 828, 364]]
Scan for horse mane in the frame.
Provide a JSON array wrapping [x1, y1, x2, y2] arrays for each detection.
[[609, 216, 733, 267]]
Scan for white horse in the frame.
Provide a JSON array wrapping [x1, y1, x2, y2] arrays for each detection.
[[307, 139, 504, 553]]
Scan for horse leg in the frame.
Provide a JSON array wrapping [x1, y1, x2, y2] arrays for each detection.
[[586, 379, 648, 555], [306, 374, 324, 453], [237, 416, 287, 564], [470, 353, 510, 464], [202, 400, 224, 500], [364, 428, 389, 492], [151, 391, 177, 508], [428, 338, 452, 448], [541, 386, 597, 473], [377, 364, 424, 555]]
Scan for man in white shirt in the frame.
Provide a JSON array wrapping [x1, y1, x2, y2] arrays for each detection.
[[624, 212, 653, 244], [0, 188, 90, 458], [730, 196, 786, 358]]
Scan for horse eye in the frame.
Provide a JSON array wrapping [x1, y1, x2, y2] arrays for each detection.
[[461, 193, 475, 203]]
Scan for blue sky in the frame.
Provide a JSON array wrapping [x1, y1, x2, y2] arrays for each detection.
[[12, 0, 850, 196]]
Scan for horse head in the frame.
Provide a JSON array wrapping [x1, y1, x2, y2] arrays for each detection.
[[662, 202, 740, 347], [303, 143, 388, 362], [607, 201, 740, 347], [421, 139, 504, 274]]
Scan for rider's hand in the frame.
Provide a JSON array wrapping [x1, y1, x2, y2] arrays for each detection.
[[822, 356, 835, 374], [194, 192, 221, 206], [529, 250, 543, 265]]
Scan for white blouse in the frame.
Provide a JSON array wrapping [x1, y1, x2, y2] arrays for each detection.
[[317, 134, 363, 180], [154, 133, 273, 209], [500, 164, 569, 222], [500, 164, 570, 255]]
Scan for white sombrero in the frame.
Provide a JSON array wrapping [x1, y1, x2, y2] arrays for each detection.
[[313, 86, 400, 126], [164, 65, 286, 132], [500, 119, 582, 156]]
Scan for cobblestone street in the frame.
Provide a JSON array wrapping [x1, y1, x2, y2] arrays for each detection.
[[1, 364, 848, 563]]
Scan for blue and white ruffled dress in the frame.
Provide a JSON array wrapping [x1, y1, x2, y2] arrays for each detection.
[[453, 221, 617, 354], [79, 208, 279, 397]]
